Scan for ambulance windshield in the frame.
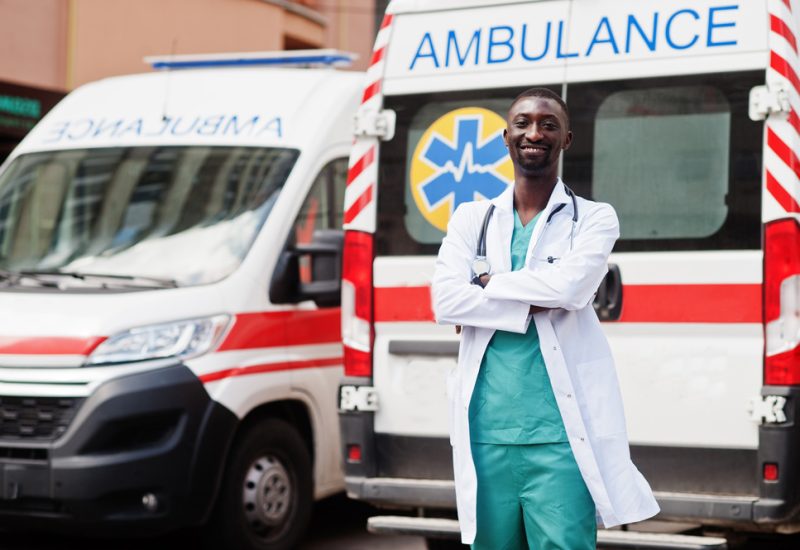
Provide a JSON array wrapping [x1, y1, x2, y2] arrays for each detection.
[[0, 146, 298, 287]]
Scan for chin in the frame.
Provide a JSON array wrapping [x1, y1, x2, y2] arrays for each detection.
[[518, 162, 550, 176]]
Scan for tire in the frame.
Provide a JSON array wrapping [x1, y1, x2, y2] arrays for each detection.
[[207, 419, 313, 550]]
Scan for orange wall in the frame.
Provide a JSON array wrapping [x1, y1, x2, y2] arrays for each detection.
[[0, 0, 374, 91], [321, 0, 374, 70], [70, 0, 303, 87], [0, 0, 68, 90]]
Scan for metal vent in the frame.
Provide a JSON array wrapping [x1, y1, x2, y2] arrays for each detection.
[[0, 396, 83, 441]]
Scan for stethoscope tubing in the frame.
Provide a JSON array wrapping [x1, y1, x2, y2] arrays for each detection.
[[473, 186, 578, 272]]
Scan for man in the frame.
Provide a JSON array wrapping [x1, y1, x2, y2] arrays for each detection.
[[431, 88, 659, 549]]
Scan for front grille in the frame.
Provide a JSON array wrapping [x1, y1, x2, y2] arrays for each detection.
[[0, 396, 84, 441]]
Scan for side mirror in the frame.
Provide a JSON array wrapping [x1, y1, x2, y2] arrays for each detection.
[[269, 229, 343, 308]]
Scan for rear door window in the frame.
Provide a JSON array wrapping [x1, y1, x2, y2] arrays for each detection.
[[564, 70, 762, 251], [378, 86, 561, 256]]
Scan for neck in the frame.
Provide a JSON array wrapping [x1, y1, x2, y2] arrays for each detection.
[[513, 170, 558, 225]]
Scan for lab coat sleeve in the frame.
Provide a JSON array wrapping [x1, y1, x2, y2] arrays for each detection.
[[432, 204, 531, 333], [483, 203, 619, 311]]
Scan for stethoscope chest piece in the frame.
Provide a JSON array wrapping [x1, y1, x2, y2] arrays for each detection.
[[472, 257, 491, 276]]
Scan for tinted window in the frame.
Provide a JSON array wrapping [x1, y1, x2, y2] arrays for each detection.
[[377, 86, 560, 256], [292, 158, 348, 283], [564, 71, 762, 251]]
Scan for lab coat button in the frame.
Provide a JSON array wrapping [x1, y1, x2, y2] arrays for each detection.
[[567, 393, 572, 398], [580, 437, 585, 442], [552, 346, 557, 351]]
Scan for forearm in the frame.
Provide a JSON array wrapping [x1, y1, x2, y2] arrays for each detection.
[[432, 278, 531, 333], [478, 274, 553, 315]]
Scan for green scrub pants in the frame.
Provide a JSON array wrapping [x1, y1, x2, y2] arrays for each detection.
[[471, 441, 596, 550]]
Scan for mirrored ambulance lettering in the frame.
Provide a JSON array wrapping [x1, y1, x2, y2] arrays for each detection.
[[43, 114, 284, 142]]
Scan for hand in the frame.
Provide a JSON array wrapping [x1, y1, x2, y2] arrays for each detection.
[[529, 305, 551, 314], [479, 273, 491, 287]]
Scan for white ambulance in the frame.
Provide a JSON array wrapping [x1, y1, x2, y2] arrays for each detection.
[[339, 0, 800, 546], [0, 50, 361, 550]]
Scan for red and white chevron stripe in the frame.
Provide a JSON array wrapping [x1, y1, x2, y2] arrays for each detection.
[[343, 12, 395, 232], [765, 0, 800, 218]]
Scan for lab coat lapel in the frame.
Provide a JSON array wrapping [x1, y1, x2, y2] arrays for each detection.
[[488, 186, 514, 273], [525, 179, 572, 264]]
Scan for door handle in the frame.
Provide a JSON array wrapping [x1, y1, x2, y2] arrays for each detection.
[[593, 263, 623, 321]]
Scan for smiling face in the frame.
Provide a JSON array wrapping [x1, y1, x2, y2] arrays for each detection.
[[504, 96, 572, 178]]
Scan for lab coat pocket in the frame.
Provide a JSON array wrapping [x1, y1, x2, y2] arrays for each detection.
[[445, 367, 457, 445], [574, 358, 627, 438]]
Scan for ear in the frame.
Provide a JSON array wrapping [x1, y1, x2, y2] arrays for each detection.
[[562, 130, 573, 151], [503, 128, 509, 148]]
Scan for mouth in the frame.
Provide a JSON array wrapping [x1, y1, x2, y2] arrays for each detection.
[[519, 143, 549, 155]]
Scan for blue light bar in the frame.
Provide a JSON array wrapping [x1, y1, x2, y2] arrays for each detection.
[[145, 49, 357, 70]]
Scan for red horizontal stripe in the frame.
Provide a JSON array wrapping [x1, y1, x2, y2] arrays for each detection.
[[370, 46, 386, 66], [771, 13, 798, 53], [766, 169, 800, 212], [347, 147, 375, 186], [0, 336, 106, 355], [619, 284, 761, 323], [380, 13, 394, 30], [374, 284, 762, 324], [343, 185, 373, 224], [218, 309, 340, 351], [771, 51, 800, 96], [768, 127, 800, 180], [200, 356, 342, 384], [361, 80, 381, 104], [375, 286, 434, 322]]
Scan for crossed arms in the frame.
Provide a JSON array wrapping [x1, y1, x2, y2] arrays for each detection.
[[431, 201, 619, 334]]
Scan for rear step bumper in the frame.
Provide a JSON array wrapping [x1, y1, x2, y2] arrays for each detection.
[[346, 476, 769, 524], [347, 476, 768, 525], [367, 516, 728, 549]]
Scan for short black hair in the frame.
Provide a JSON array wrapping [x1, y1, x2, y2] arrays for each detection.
[[510, 87, 570, 128]]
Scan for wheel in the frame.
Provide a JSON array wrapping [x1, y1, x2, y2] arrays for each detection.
[[426, 537, 469, 549], [207, 419, 312, 550]]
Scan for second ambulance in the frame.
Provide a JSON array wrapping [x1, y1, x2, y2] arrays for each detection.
[[0, 51, 361, 550]]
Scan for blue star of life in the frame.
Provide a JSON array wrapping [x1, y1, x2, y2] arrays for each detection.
[[420, 117, 509, 211]]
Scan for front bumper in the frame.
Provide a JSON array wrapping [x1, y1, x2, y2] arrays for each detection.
[[0, 364, 237, 534]]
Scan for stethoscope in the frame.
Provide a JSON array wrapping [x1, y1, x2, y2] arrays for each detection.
[[471, 186, 578, 281]]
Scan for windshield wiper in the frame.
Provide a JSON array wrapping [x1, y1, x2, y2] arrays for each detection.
[[0, 269, 59, 288], [15, 270, 179, 289]]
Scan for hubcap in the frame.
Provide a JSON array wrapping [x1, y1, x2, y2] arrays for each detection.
[[242, 455, 293, 532]]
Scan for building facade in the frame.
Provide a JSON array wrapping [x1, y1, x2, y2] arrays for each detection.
[[0, 0, 375, 161]]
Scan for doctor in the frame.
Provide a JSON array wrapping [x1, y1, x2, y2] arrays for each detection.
[[432, 88, 659, 549]]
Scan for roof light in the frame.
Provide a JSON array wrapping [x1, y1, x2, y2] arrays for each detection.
[[144, 49, 357, 70]]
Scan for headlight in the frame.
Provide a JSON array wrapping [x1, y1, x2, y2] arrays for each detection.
[[86, 315, 231, 366]]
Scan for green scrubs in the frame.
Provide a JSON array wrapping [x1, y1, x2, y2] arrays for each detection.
[[469, 210, 596, 550]]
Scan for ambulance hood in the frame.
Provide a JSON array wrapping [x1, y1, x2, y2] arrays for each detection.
[[0, 281, 231, 367]]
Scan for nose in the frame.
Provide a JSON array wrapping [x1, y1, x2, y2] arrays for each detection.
[[525, 122, 544, 142]]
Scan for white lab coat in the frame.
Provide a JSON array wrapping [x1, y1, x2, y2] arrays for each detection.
[[431, 181, 659, 544]]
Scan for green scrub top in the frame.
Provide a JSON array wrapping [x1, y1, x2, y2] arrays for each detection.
[[469, 210, 568, 445]]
